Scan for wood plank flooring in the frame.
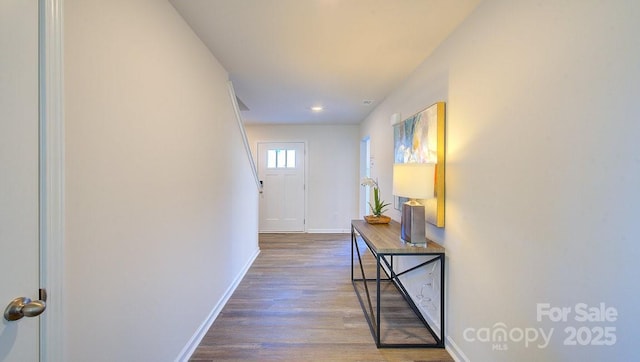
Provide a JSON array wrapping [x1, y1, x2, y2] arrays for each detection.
[[189, 233, 453, 362]]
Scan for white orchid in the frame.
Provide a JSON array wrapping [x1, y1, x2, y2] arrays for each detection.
[[360, 177, 378, 188], [360, 177, 390, 217]]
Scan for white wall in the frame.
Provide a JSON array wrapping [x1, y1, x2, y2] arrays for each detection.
[[64, 1, 259, 360], [245, 124, 360, 233], [360, 1, 640, 361]]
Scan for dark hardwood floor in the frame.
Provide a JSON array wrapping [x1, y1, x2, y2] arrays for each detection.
[[189, 233, 453, 362]]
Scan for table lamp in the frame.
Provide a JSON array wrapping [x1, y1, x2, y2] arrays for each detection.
[[392, 163, 435, 245]]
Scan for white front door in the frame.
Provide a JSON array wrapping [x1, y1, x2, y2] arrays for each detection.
[[257, 142, 305, 232], [0, 0, 42, 360]]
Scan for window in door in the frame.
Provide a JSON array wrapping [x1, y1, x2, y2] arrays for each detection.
[[267, 149, 296, 169]]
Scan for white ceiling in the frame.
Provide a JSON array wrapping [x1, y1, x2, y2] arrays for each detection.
[[169, 0, 480, 125]]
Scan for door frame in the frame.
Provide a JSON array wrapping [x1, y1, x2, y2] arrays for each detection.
[[359, 136, 371, 218], [255, 140, 308, 232], [39, 0, 64, 360]]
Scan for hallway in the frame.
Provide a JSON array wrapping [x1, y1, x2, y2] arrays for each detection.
[[190, 233, 452, 361]]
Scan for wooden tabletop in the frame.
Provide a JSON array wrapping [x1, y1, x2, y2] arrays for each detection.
[[351, 219, 445, 255]]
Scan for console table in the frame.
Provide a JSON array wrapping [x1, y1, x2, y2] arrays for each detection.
[[351, 219, 445, 348]]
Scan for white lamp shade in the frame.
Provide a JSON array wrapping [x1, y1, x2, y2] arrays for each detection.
[[392, 163, 435, 199]]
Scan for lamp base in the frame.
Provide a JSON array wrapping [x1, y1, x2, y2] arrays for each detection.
[[400, 200, 427, 245]]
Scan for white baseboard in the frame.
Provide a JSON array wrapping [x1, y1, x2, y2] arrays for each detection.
[[446, 335, 470, 362], [175, 247, 261, 362], [306, 228, 350, 233]]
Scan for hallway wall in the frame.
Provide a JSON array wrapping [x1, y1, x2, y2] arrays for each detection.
[[64, 0, 259, 360], [360, 1, 640, 360]]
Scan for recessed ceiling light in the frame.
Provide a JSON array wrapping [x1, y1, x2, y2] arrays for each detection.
[[311, 106, 324, 112]]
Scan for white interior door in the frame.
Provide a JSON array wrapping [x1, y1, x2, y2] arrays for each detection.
[[0, 0, 42, 360], [258, 142, 305, 232]]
